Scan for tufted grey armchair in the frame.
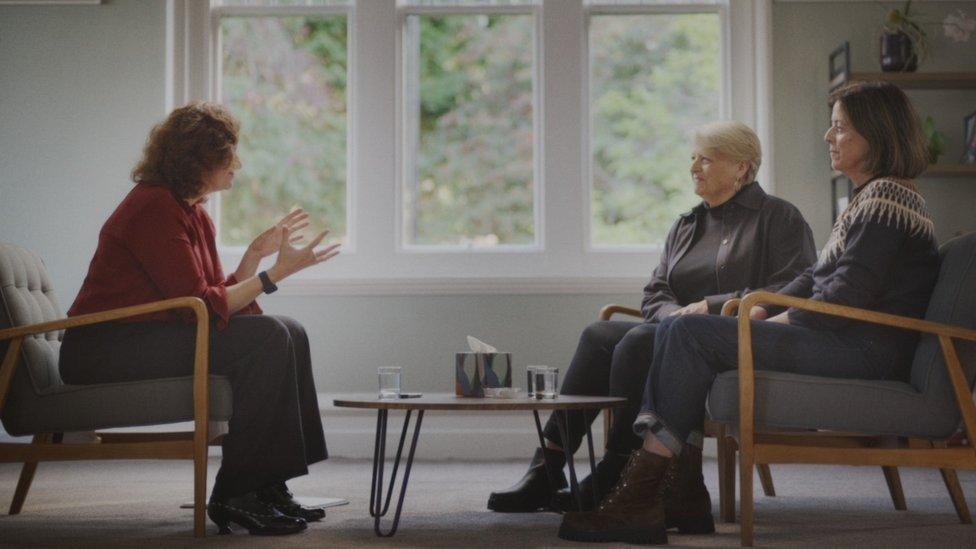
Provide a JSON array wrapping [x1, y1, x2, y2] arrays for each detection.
[[0, 242, 233, 537]]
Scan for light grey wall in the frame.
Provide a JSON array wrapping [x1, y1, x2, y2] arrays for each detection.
[[0, 1, 167, 303], [772, 1, 976, 247], [260, 293, 636, 393]]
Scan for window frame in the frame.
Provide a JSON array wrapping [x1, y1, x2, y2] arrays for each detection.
[[172, 0, 767, 295]]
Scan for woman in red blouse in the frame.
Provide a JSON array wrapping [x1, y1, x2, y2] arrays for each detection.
[[59, 102, 340, 536]]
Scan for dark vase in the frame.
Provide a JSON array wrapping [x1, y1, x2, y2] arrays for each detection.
[[880, 31, 918, 72]]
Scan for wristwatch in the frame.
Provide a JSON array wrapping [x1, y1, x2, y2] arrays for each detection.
[[258, 270, 278, 294]]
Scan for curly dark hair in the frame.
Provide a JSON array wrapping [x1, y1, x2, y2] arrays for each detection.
[[131, 101, 240, 199]]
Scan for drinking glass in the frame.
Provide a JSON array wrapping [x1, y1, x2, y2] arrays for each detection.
[[526, 365, 545, 398], [538, 366, 559, 400], [378, 366, 402, 399]]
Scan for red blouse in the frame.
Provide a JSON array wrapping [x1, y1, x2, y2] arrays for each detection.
[[67, 183, 261, 328]]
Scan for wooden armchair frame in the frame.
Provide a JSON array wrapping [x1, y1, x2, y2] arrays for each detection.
[[597, 304, 776, 524], [0, 297, 214, 538], [731, 291, 976, 546]]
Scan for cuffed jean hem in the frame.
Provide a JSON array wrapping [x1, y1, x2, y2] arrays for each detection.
[[686, 430, 704, 449], [633, 411, 684, 456]]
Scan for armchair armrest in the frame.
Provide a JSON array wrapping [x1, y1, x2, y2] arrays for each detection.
[[734, 291, 976, 457], [0, 297, 212, 437], [720, 298, 741, 317], [599, 304, 642, 322], [0, 296, 208, 342], [738, 291, 976, 341]]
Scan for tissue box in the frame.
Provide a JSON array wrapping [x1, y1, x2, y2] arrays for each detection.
[[455, 352, 512, 397]]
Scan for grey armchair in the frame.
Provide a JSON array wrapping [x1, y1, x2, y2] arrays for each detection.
[[709, 232, 976, 546], [0, 242, 233, 537]]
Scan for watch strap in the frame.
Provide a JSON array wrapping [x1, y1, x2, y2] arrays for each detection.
[[258, 270, 278, 294]]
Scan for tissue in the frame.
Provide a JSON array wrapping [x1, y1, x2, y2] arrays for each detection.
[[466, 335, 497, 353]]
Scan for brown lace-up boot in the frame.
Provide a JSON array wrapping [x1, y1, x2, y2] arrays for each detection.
[[663, 444, 715, 534], [557, 449, 674, 544]]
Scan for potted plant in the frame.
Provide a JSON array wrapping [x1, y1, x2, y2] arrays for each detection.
[[879, 1, 927, 72]]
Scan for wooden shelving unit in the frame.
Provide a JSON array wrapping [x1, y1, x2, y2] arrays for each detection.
[[830, 71, 976, 90], [827, 42, 976, 221], [923, 164, 976, 178]]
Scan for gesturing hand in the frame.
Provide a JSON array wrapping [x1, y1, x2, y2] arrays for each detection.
[[248, 209, 310, 259], [271, 227, 341, 280]]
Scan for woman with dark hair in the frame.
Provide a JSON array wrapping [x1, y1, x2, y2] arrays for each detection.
[[59, 102, 340, 536], [558, 81, 939, 544], [488, 122, 816, 524]]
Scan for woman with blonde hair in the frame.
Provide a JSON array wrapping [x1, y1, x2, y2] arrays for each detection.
[[489, 121, 816, 535]]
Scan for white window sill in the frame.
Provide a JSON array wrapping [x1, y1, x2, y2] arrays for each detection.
[[269, 276, 646, 296]]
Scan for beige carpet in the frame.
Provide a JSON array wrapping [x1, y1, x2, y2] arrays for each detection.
[[0, 457, 974, 547]]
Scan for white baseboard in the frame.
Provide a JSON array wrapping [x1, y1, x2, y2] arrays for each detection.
[[0, 393, 717, 460]]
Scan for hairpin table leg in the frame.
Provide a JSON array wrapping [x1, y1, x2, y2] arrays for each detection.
[[369, 409, 425, 537], [556, 410, 583, 512]]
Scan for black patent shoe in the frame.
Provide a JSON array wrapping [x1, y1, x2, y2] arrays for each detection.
[[551, 451, 628, 513], [208, 491, 308, 535], [258, 483, 327, 522], [487, 447, 567, 513]]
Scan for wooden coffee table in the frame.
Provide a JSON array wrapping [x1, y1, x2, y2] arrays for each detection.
[[333, 393, 626, 537]]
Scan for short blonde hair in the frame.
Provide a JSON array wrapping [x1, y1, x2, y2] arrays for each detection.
[[692, 121, 762, 185]]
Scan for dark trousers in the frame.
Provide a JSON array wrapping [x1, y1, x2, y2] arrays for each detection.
[[59, 314, 327, 498], [634, 314, 896, 455], [542, 321, 657, 456]]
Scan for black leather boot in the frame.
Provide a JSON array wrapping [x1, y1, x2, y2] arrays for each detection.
[[258, 482, 326, 522], [663, 444, 715, 534], [550, 451, 628, 513], [208, 491, 308, 535], [487, 447, 567, 512]]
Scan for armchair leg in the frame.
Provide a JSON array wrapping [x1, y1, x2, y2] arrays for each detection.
[[757, 464, 775, 497], [739, 448, 755, 546], [193, 434, 209, 537], [716, 427, 737, 523], [881, 466, 907, 511], [930, 441, 972, 524], [9, 433, 53, 515], [938, 468, 972, 524]]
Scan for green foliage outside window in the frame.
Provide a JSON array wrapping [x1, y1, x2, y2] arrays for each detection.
[[590, 14, 720, 246], [407, 14, 535, 246], [218, 10, 720, 248], [219, 16, 348, 247]]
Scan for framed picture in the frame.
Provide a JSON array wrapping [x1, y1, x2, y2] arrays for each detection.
[[963, 109, 976, 164]]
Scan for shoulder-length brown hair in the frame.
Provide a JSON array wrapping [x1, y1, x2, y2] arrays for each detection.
[[828, 81, 928, 180], [131, 101, 240, 199]]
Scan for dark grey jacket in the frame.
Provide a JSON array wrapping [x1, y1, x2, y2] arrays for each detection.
[[641, 182, 816, 322]]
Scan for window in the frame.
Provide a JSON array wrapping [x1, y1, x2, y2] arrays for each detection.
[[214, 0, 351, 248], [400, 0, 540, 249], [586, 2, 722, 248], [182, 1, 762, 290]]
